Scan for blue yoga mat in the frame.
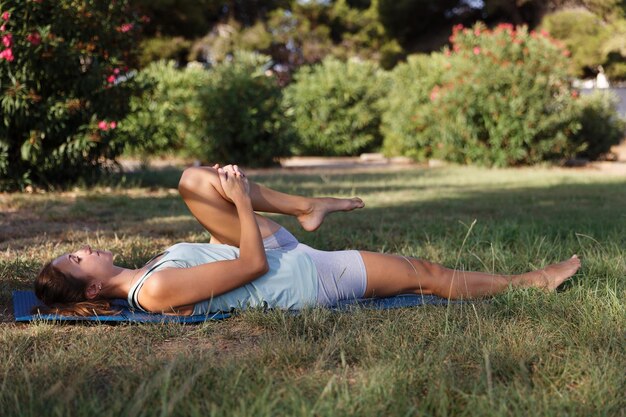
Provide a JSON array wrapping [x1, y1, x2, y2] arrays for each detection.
[[13, 290, 455, 323]]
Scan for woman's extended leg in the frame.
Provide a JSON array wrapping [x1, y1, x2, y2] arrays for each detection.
[[177, 166, 364, 246], [359, 252, 581, 299]]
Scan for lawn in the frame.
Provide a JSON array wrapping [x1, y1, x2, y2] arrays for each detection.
[[0, 165, 624, 417]]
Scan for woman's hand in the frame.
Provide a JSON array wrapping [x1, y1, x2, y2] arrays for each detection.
[[212, 163, 247, 178], [217, 166, 250, 204]]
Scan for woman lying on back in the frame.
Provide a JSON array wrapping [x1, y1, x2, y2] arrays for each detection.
[[34, 164, 581, 316]]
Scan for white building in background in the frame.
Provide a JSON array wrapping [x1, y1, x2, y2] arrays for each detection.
[[571, 68, 611, 89], [596, 66, 610, 89]]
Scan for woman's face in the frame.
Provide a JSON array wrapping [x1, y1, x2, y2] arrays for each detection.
[[52, 245, 114, 282]]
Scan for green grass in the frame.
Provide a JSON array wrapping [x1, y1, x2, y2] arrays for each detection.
[[1, 165, 624, 417]]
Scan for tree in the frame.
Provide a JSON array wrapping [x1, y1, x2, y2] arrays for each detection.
[[482, 0, 625, 26], [541, 9, 611, 77], [131, 0, 293, 39]]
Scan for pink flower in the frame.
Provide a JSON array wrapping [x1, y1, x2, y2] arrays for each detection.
[[0, 25, 5, 32], [540, 29, 549, 37], [1, 12, 9, 21], [0, 48, 14, 61], [118, 23, 133, 33], [551, 39, 564, 48], [26, 31, 41, 45], [107, 75, 116, 83], [430, 86, 440, 101], [496, 23, 514, 36], [474, 27, 481, 36], [98, 121, 109, 131], [113, 68, 120, 75], [562, 49, 571, 57], [473, 47, 481, 55], [2, 33, 12, 48], [452, 24, 463, 34], [109, 121, 117, 129], [444, 49, 451, 57]]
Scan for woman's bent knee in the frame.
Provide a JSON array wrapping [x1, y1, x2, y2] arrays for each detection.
[[178, 167, 217, 194]]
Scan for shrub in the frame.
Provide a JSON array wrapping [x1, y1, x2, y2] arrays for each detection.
[[196, 51, 295, 166], [384, 23, 581, 166], [0, 0, 142, 190], [570, 91, 625, 160], [283, 57, 388, 156], [118, 61, 210, 159], [380, 53, 446, 159]]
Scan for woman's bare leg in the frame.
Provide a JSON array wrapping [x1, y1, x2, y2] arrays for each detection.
[[360, 252, 581, 299], [177, 166, 364, 246]]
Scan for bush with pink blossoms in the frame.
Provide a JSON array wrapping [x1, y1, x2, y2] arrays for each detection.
[[424, 23, 580, 166], [382, 22, 623, 166], [0, 1, 142, 190]]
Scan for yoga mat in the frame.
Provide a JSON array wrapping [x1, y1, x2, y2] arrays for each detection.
[[12, 291, 230, 323], [13, 290, 457, 323]]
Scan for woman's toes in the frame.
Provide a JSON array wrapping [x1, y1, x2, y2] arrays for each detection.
[[352, 197, 365, 208]]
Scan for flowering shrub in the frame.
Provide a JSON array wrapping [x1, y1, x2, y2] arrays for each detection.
[[421, 23, 583, 166], [381, 23, 585, 166], [283, 57, 388, 156], [0, 0, 142, 190]]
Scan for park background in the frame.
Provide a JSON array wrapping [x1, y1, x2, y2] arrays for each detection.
[[1, 1, 625, 416], [1, 0, 626, 187]]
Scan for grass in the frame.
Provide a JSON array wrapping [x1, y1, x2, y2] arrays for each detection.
[[0, 165, 624, 417]]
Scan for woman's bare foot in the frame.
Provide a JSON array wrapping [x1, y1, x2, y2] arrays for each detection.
[[297, 197, 365, 231], [518, 255, 581, 290]]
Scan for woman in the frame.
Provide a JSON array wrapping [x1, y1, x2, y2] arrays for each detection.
[[34, 164, 581, 316]]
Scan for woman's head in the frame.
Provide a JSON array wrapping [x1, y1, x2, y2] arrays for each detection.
[[33, 245, 119, 316], [51, 245, 114, 284]]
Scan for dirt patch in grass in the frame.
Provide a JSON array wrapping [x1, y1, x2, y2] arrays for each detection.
[[155, 321, 265, 361]]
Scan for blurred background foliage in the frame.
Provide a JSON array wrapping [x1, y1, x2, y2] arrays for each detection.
[[131, 0, 626, 79], [1, 0, 625, 190]]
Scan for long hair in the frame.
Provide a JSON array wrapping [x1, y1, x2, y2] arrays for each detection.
[[33, 261, 120, 316]]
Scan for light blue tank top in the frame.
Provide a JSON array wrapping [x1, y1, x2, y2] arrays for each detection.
[[127, 243, 318, 315]]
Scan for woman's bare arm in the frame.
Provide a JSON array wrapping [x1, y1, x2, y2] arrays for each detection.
[[139, 166, 269, 312]]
